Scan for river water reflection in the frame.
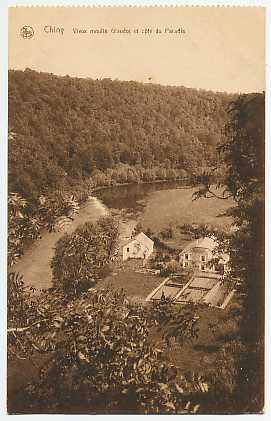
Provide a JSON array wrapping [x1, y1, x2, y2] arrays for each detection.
[[96, 180, 188, 211], [11, 181, 188, 289]]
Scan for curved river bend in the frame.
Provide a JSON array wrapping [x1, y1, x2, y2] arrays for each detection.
[[11, 180, 224, 291], [11, 197, 108, 289], [11, 181, 185, 289]]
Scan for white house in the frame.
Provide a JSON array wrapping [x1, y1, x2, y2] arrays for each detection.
[[123, 232, 154, 262], [179, 237, 229, 273]]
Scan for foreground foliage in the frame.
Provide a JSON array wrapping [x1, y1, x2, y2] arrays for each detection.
[[8, 273, 209, 414], [195, 92, 265, 411], [8, 188, 90, 266], [7, 75, 264, 412]]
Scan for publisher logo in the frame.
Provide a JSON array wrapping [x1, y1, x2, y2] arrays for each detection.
[[20, 26, 34, 39]]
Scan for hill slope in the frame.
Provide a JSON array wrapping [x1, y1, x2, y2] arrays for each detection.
[[8, 69, 233, 198]]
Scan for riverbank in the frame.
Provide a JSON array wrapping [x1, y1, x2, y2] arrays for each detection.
[[92, 176, 191, 194], [97, 183, 234, 251], [9, 182, 234, 291], [8, 177, 190, 268], [140, 187, 234, 231], [10, 197, 108, 289]]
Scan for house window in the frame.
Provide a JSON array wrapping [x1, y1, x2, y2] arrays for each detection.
[[200, 255, 206, 262], [183, 261, 189, 268], [184, 253, 189, 260], [200, 264, 206, 271], [127, 247, 129, 252]]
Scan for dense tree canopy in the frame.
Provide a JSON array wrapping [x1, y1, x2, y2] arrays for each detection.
[[196, 93, 264, 338], [195, 92, 265, 411], [8, 69, 265, 413], [51, 217, 119, 295], [9, 69, 234, 198], [8, 69, 235, 264]]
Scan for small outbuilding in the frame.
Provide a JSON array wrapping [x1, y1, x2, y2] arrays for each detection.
[[123, 232, 154, 262]]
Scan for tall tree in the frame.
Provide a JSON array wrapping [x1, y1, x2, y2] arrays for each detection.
[[195, 92, 265, 411], [51, 217, 119, 295]]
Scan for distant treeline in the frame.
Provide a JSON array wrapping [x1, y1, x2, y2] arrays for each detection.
[[9, 69, 235, 200]]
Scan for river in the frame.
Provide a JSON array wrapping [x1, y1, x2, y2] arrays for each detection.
[[96, 180, 186, 210], [11, 181, 182, 289], [11, 196, 108, 289], [10, 180, 232, 290]]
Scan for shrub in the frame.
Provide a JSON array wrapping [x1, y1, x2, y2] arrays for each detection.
[[166, 260, 181, 274], [51, 217, 119, 296], [160, 226, 174, 240]]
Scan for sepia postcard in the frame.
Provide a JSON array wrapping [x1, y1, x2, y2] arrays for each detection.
[[7, 5, 265, 415]]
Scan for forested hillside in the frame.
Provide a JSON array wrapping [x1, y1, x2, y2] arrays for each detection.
[[9, 69, 233, 199], [8, 69, 265, 413]]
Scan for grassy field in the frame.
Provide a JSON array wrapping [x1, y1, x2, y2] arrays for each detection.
[[161, 300, 240, 375], [141, 187, 234, 230], [98, 260, 162, 303], [138, 186, 234, 249]]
